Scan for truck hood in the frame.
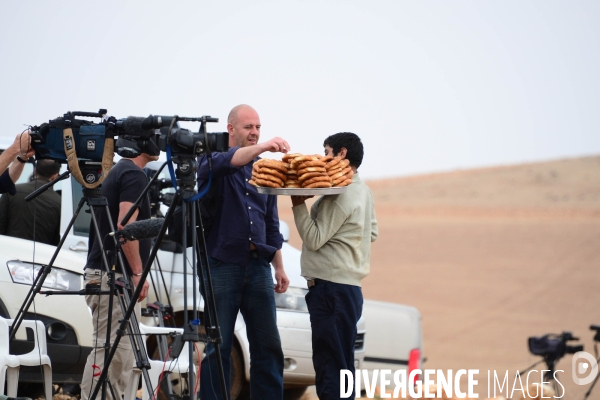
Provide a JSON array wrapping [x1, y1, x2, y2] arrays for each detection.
[[0, 235, 86, 275]]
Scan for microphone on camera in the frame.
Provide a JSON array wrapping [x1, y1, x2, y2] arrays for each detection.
[[112, 218, 165, 241], [121, 116, 151, 137], [142, 115, 176, 130]]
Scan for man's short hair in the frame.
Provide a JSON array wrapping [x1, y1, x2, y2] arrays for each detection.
[[35, 159, 61, 179], [323, 132, 364, 169]]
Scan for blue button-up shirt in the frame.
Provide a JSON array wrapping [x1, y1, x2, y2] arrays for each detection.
[[197, 147, 283, 267]]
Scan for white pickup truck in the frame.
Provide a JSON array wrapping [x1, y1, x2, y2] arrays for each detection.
[[0, 149, 423, 398]]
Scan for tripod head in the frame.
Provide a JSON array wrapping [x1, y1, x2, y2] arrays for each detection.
[[590, 325, 600, 343], [172, 154, 200, 190]]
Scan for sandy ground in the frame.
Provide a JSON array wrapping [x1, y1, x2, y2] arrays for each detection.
[[277, 155, 600, 399]]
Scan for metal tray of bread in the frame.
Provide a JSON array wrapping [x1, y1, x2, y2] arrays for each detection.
[[255, 186, 348, 196]]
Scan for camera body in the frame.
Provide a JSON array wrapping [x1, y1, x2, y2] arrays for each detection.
[[30, 110, 111, 163], [159, 126, 229, 156], [30, 112, 229, 163], [528, 331, 583, 361], [137, 115, 228, 156], [29, 111, 229, 188], [111, 115, 229, 176], [147, 115, 229, 187]]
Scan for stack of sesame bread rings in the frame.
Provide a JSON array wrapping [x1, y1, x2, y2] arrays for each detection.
[[249, 154, 353, 189]]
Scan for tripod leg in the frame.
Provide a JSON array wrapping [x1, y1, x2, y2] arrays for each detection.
[[102, 204, 157, 398], [84, 198, 155, 400], [582, 357, 600, 399], [180, 200, 200, 399], [89, 191, 184, 400], [9, 196, 88, 340], [80, 270, 130, 400], [195, 201, 229, 400]]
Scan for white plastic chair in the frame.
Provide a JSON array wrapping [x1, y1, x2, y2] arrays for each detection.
[[0, 318, 20, 397], [0, 317, 52, 400], [124, 323, 194, 400]]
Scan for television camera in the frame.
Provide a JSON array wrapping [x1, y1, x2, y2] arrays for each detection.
[[29, 109, 229, 189], [528, 331, 583, 362], [22, 109, 231, 399], [137, 114, 228, 187]]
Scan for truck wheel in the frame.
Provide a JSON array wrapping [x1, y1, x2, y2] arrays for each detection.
[[186, 339, 246, 399]]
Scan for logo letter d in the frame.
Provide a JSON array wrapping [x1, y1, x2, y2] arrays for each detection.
[[572, 351, 599, 385]]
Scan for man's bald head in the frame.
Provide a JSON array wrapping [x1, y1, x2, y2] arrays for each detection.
[[227, 104, 261, 148], [228, 104, 257, 125]]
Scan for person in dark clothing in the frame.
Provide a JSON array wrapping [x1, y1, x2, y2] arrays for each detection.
[[0, 159, 61, 245], [0, 131, 34, 195], [197, 104, 291, 400]]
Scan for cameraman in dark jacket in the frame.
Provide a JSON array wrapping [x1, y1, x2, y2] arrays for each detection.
[[0, 159, 61, 245]]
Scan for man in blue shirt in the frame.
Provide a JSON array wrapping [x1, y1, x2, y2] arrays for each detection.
[[197, 104, 290, 400]]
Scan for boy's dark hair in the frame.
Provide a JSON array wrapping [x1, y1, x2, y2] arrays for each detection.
[[35, 159, 61, 179], [323, 132, 364, 169]]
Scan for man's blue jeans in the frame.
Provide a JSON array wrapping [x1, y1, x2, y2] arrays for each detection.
[[305, 279, 363, 400], [199, 256, 284, 400]]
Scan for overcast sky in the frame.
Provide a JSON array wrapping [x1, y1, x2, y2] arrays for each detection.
[[1, 1, 598, 180]]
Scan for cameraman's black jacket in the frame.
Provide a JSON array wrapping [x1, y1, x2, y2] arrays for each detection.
[[0, 178, 61, 245]]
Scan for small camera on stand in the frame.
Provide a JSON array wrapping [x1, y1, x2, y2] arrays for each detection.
[[528, 331, 584, 362]]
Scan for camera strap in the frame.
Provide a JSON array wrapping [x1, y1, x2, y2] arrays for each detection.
[[63, 127, 115, 189]]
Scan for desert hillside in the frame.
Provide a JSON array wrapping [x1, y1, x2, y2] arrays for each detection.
[[369, 155, 600, 219], [278, 155, 600, 399]]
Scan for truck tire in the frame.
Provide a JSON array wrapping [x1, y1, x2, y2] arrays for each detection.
[[199, 340, 247, 400]]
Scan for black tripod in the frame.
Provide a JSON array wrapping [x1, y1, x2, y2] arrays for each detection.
[[91, 157, 229, 400], [10, 182, 156, 400], [581, 325, 600, 400], [522, 332, 584, 398], [519, 357, 564, 396]]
